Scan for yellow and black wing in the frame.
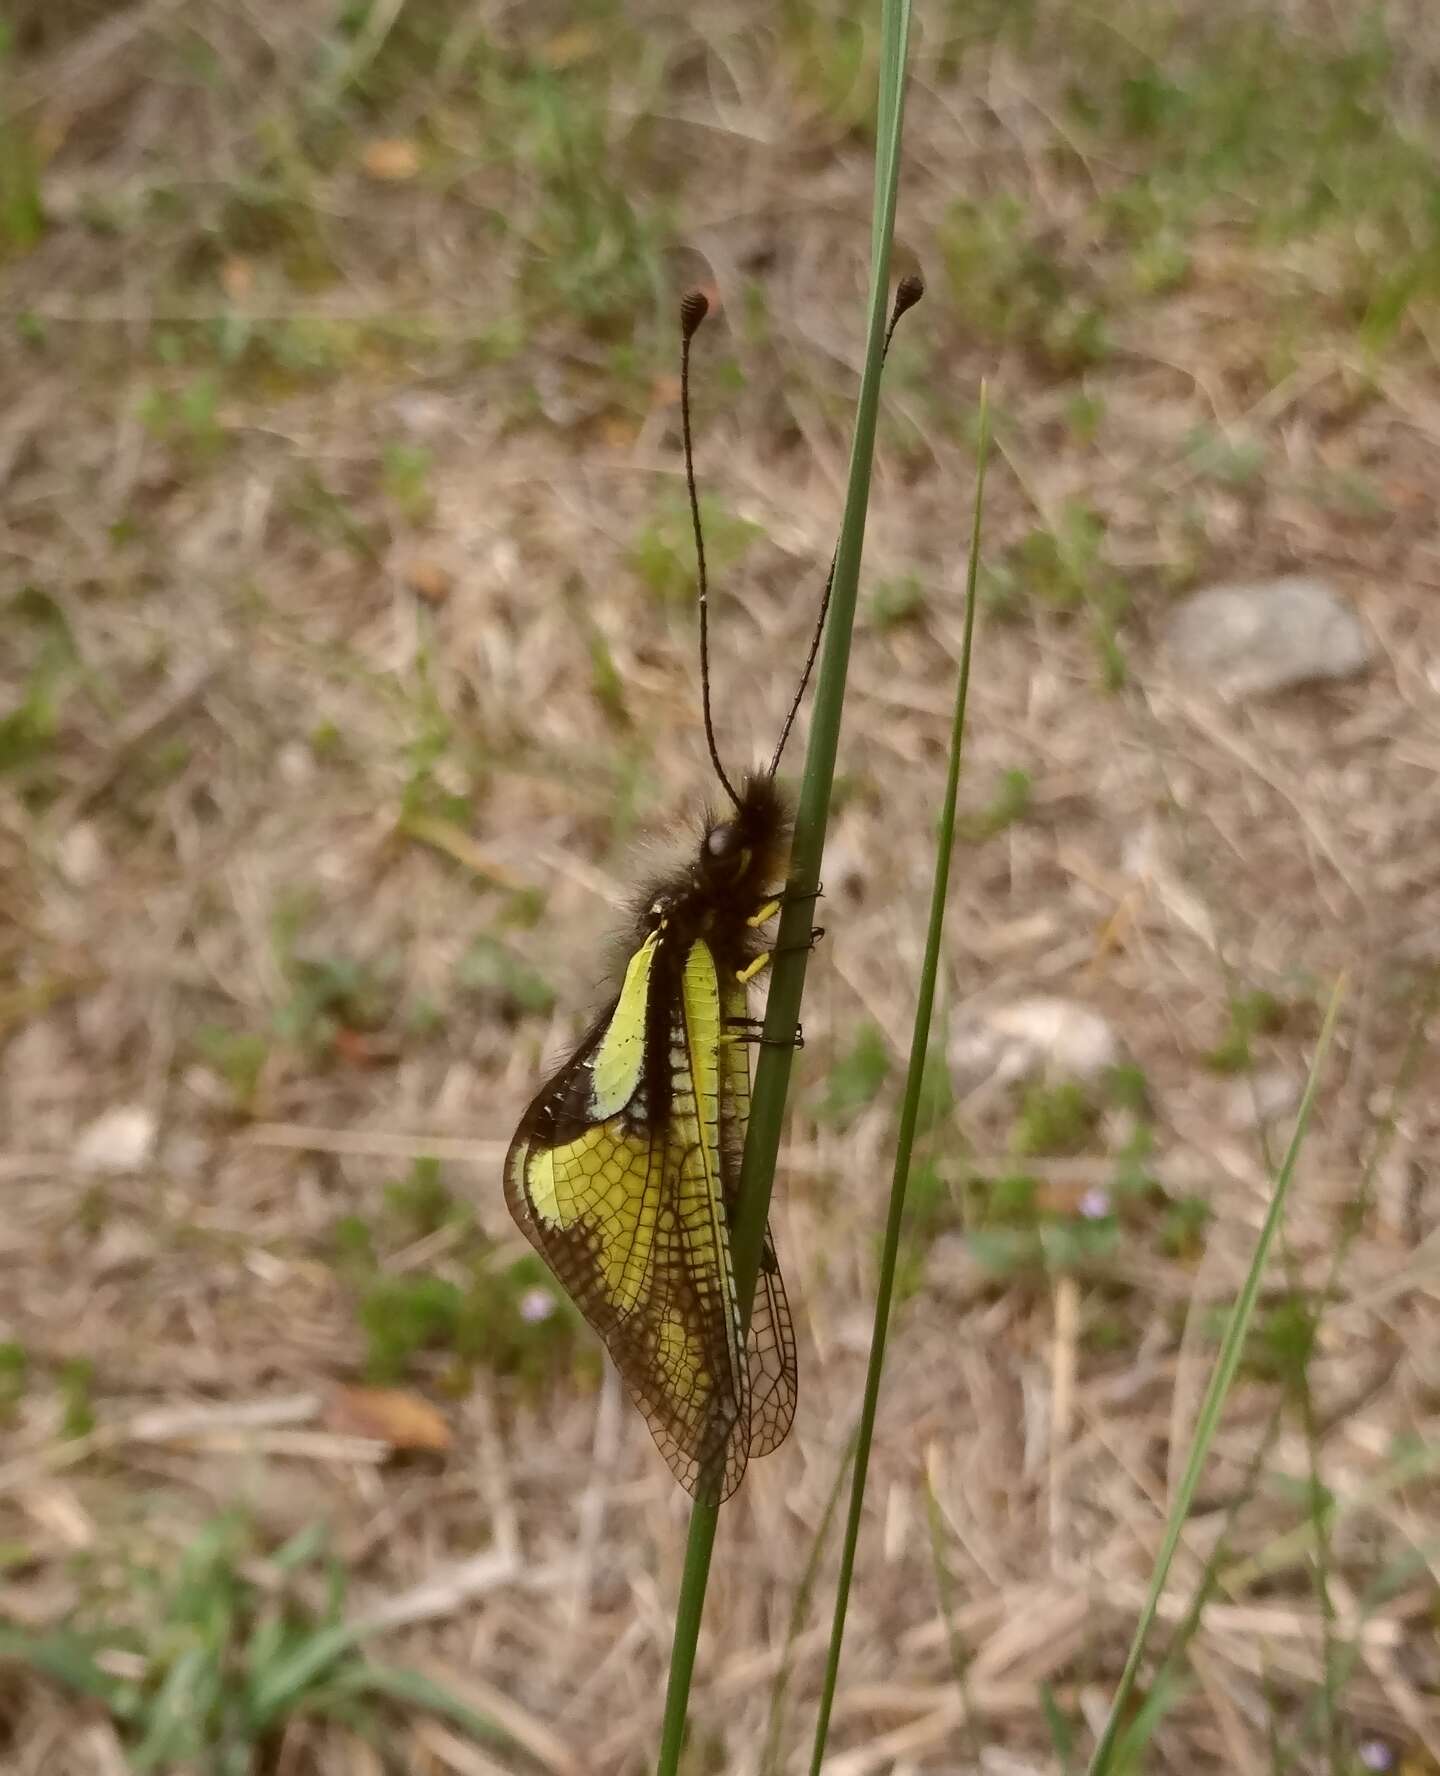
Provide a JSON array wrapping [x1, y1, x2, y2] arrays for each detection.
[[719, 973, 798, 1464], [505, 932, 796, 1499]]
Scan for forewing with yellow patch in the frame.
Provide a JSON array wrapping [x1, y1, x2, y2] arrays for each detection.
[[505, 933, 757, 1499]]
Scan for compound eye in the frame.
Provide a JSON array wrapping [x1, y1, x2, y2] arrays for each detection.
[[703, 823, 752, 881]]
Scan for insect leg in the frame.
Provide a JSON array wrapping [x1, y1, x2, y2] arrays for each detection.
[[724, 1012, 804, 1051], [771, 926, 826, 957], [736, 920, 824, 987], [745, 883, 824, 930]]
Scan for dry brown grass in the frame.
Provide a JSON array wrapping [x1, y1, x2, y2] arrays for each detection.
[[3, 2, 1440, 1771]]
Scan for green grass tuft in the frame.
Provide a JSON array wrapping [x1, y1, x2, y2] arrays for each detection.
[[0, 1513, 516, 1767], [628, 495, 762, 608]]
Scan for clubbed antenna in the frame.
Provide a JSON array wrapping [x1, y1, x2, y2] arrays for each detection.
[[679, 289, 742, 811], [892, 272, 925, 326], [767, 271, 926, 779]]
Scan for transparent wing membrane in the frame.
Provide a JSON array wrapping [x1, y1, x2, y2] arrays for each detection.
[[506, 939, 796, 1500]]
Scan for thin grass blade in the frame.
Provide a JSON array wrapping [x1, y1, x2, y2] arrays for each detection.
[[806, 386, 990, 1775], [1084, 978, 1344, 1775], [655, 5, 915, 1770]]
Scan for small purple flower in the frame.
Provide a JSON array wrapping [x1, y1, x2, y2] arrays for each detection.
[[1358, 1739, 1396, 1772], [1079, 1187, 1112, 1220], [519, 1286, 557, 1325]]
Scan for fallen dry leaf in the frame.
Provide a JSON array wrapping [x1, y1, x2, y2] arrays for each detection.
[[596, 413, 642, 450], [540, 25, 600, 69], [361, 138, 421, 182], [404, 557, 453, 604], [220, 256, 253, 300], [327, 1386, 452, 1453], [331, 1028, 400, 1067]]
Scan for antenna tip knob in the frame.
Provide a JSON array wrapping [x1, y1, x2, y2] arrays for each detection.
[[680, 290, 710, 338], [893, 272, 925, 318]]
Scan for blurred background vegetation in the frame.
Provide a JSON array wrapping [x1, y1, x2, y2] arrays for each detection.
[[2, 2, 1438, 1772]]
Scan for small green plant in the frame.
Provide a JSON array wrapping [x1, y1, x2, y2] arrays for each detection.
[[204, 314, 352, 384], [1064, 390, 1105, 442], [284, 467, 382, 560], [329, 0, 476, 107], [78, 1185, 110, 1239], [818, 1021, 892, 1124], [981, 503, 1130, 686], [955, 1061, 1212, 1283], [357, 1257, 582, 1387], [957, 766, 1031, 840], [913, 1041, 955, 1134], [274, 951, 395, 1054], [1305, 465, 1386, 521], [454, 1253, 588, 1389], [899, 1156, 952, 1244], [456, 934, 556, 1020], [0, 25, 44, 254], [265, 890, 398, 1056], [341, 1164, 582, 1387], [213, 170, 337, 288], [499, 885, 547, 929], [1205, 987, 1287, 1074], [982, 503, 1098, 609], [358, 1275, 466, 1383], [504, 61, 671, 329], [137, 374, 228, 461], [782, 8, 876, 135], [0, 121, 43, 254], [137, 735, 193, 794], [58, 1358, 95, 1439], [1036, 505, 1106, 606], [194, 1025, 270, 1110], [381, 441, 434, 522], [1103, 1062, 1151, 1116], [331, 1214, 376, 1276], [964, 1168, 1119, 1279], [1010, 1080, 1099, 1157], [0, 1342, 27, 1421], [587, 624, 630, 727], [866, 571, 927, 629], [1244, 1291, 1321, 1386], [309, 718, 343, 757], [1185, 425, 1268, 489], [401, 996, 443, 1039], [0, 1514, 510, 1769], [1128, 229, 1191, 296], [628, 495, 761, 607], [939, 194, 1110, 373], [891, 1157, 960, 1304], [383, 1156, 458, 1238], [1158, 1192, 1213, 1261], [0, 587, 78, 786], [398, 672, 471, 825]]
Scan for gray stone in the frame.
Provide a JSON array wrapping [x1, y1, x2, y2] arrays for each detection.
[[1164, 576, 1372, 698], [950, 996, 1122, 1095], [1225, 1066, 1302, 1132], [73, 1103, 157, 1172]]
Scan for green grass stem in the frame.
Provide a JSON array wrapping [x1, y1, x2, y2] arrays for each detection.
[[655, 5, 914, 1769], [1085, 978, 1344, 1774], [806, 387, 990, 1775]]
